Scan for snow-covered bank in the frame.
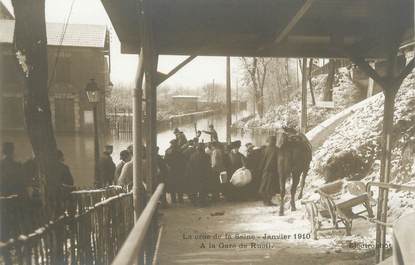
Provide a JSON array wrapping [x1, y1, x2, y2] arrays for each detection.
[[306, 69, 415, 222], [233, 67, 363, 132]]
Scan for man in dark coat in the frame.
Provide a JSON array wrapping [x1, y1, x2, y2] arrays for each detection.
[[258, 136, 279, 206], [174, 128, 188, 148], [97, 145, 116, 187], [0, 142, 24, 196], [245, 143, 265, 199], [186, 143, 211, 206], [155, 147, 169, 206], [164, 139, 186, 203], [225, 140, 246, 201]]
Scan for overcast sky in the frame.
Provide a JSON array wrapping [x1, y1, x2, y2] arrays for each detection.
[[1, 0, 243, 88]]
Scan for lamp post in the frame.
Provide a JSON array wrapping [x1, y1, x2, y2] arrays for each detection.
[[85, 78, 100, 186]]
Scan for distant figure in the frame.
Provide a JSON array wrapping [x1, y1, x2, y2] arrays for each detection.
[[186, 143, 211, 206], [258, 136, 279, 206], [193, 130, 202, 144], [114, 150, 131, 183], [173, 128, 188, 147], [203, 124, 218, 142], [97, 145, 116, 187], [127, 144, 133, 157], [0, 142, 24, 196], [56, 149, 75, 212], [57, 150, 74, 187], [164, 139, 186, 203]]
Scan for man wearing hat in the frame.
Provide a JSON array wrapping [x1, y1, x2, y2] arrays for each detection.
[[258, 136, 279, 206], [97, 145, 116, 187], [173, 128, 188, 147]]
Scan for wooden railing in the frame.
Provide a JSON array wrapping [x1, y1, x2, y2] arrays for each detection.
[[365, 181, 415, 263], [0, 187, 134, 265], [112, 184, 165, 265]]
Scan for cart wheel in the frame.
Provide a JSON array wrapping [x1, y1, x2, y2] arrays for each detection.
[[345, 220, 352, 236], [306, 203, 319, 240]]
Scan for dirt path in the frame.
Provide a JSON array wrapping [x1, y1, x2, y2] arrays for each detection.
[[157, 200, 379, 265]]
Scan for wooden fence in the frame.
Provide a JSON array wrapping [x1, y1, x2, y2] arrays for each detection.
[[0, 187, 134, 265]]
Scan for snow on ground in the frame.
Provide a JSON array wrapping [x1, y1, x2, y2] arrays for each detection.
[[305, 68, 415, 223]]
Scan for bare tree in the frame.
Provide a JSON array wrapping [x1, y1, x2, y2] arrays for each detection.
[[240, 57, 271, 117], [323, 59, 336, 101], [12, 0, 60, 214]]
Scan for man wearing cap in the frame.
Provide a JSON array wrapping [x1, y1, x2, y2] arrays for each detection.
[[97, 145, 116, 187], [203, 124, 218, 142], [258, 136, 279, 206]]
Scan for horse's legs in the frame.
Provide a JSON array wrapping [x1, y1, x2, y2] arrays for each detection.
[[279, 175, 286, 216], [298, 167, 309, 200], [290, 171, 301, 211]]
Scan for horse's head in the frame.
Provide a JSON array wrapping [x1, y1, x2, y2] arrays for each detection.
[[275, 128, 288, 148]]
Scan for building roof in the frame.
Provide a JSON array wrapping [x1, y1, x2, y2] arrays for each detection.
[[101, 0, 413, 59], [172, 95, 199, 99], [0, 19, 108, 49]]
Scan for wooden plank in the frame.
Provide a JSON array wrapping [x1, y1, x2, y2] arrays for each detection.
[[274, 0, 316, 44], [157, 55, 197, 85]]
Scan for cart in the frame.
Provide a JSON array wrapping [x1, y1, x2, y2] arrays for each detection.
[[305, 179, 375, 239]]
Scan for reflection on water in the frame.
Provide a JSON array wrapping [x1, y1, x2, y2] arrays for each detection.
[[1, 111, 266, 188]]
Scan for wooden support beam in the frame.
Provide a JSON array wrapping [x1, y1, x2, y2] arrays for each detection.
[[273, 0, 315, 44], [157, 55, 197, 85], [133, 48, 144, 221], [300, 58, 308, 133], [226, 56, 232, 144], [351, 57, 389, 89]]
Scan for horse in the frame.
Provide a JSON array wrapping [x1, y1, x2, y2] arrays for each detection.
[[275, 128, 312, 216]]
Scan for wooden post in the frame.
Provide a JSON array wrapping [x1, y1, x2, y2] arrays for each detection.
[[301, 58, 308, 133], [375, 50, 399, 262], [133, 48, 144, 221], [226, 56, 231, 144], [308, 59, 316, 105]]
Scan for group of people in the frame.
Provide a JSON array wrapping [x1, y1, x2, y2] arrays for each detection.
[[160, 125, 266, 206], [0, 142, 74, 199], [1, 124, 283, 209]]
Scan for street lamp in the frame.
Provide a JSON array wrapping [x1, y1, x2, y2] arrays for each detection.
[[85, 78, 100, 186]]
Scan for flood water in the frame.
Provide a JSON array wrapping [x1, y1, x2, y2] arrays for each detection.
[[1, 110, 266, 187]]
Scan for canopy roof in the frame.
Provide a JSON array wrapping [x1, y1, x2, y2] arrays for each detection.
[[102, 0, 413, 58]]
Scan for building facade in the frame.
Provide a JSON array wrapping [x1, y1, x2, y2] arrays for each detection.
[[0, 19, 110, 134]]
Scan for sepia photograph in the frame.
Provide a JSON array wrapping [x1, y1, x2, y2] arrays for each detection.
[[0, 0, 414, 264]]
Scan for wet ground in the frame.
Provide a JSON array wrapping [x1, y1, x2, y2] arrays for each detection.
[[158, 199, 379, 265]]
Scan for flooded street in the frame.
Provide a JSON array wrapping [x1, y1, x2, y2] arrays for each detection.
[[1, 110, 265, 187]]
